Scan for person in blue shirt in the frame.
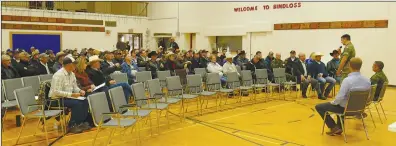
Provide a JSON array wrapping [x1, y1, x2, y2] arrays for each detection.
[[315, 57, 371, 136], [121, 55, 139, 85], [309, 52, 336, 98]]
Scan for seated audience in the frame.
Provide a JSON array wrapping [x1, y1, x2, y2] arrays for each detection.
[[49, 56, 91, 134], [146, 51, 162, 78], [30, 50, 40, 67], [11, 50, 21, 68], [121, 55, 139, 84], [232, 50, 241, 65], [265, 51, 274, 68], [271, 53, 284, 69], [137, 50, 149, 67], [284, 50, 298, 82], [15, 52, 37, 77], [176, 53, 191, 70], [370, 61, 388, 101], [199, 50, 210, 68], [36, 53, 52, 75], [190, 51, 201, 73], [101, 51, 120, 75], [1, 55, 20, 79], [315, 57, 370, 136], [86, 55, 132, 103], [309, 52, 336, 98], [236, 51, 249, 69], [53, 52, 66, 72], [294, 53, 322, 99], [327, 50, 341, 83], [223, 54, 239, 76], [46, 50, 56, 73], [207, 55, 225, 83], [113, 50, 124, 65]]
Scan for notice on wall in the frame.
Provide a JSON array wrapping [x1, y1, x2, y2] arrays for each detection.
[[234, 2, 302, 12]]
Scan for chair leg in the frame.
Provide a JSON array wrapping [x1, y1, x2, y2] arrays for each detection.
[[374, 104, 383, 124], [166, 109, 170, 129], [92, 127, 101, 145], [148, 114, 153, 136], [321, 112, 327, 135], [43, 116, 49, 145], [379, 102, 387, 120], [16, 117, 27, 145], [34, 118, 42, 135], [339, 115, 347, 143], [367, 108, 376, 128], [106, 128, 116, 145], [360, 113, 370, 140]]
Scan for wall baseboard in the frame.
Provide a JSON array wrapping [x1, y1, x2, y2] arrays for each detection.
[[388, 85, 396, 87]]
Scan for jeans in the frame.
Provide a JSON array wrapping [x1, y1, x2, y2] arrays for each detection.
[[109, 82, 132, 103], [62, 98, 89, 127], [317, 76, 336, 96], [315, 102, 345, 129], [298, 76, 321, 96]]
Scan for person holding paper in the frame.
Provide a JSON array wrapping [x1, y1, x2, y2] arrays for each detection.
[[49, 56, 91, 134]]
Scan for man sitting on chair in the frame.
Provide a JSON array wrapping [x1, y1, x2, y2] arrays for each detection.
[[294, 53, 321, 99], [309, 52, 336, 99], [315, 57, 370, 136]]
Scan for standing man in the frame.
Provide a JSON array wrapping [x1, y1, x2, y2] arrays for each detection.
[[169, 37, 179, 52], [49, 56, 91, 133], [315, 57, 370, 136], [336, 34, 356, 83]]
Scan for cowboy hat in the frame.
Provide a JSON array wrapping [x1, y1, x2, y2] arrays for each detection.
[[56, 52, 66, 60], [225, 52, 233, 59], [148, 51, 158, 58], [88, 55, 103, 64], [313, 52, 324, 56]]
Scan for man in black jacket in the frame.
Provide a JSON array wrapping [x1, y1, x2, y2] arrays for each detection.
[[1, 55, 20, 79], [137, 50, 149, 67], [294, 53, 322, 99], [14, 52, 37, 77], [36, 53, 52, 75], [199, 50, 210, 68], [101, 51, 120, 75]]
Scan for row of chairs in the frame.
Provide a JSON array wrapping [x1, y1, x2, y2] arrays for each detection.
[[322, 82, 388, 143]]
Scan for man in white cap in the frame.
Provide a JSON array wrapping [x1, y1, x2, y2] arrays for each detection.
[[49, 56, 91, 134], [308, 52, 336, 99], [36, 53, 52, 75], [223, 53, 239, 76]]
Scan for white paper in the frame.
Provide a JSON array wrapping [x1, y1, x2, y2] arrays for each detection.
[[35, 96, 38, 100], [389, 122, 396, 132], [75, 97, 86, 100], [93, 83, 106, 92]]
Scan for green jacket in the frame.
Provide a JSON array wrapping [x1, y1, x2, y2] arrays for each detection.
[[340, 42, 356, 74], [370, 71, 388, 85], [271, 59, 284, 69]]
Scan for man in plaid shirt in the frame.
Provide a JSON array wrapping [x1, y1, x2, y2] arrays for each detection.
[[49, 56, 91, 134]]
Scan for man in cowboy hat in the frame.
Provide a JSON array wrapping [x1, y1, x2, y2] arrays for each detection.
[[147, 51, 162, 78], [30, 49, 40, 67], [223, 53, 239, 76], [14, 52, 37, 77], [86, 55, 133, 104], [327, 50, 341, 83], [308, 52, 336, 99], [53, 52, 66, 72], [49, 55, 91, 134]]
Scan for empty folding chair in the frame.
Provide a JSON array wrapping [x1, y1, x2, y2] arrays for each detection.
[[373, 82, 388, 124], [254, 69, 269, 101], [166, 76, 199, 119], [148, 79, 181, 105], [39, 74, 53, 82], [187, 74, 216, 115], [136, 71, 153, 88], [88, 92, 138, 146], [273, 68, 297, 100], [22, 76, 41, 96], [14, 87, 64, 145], [157, 70, 171, 89], [110, 73, 128, 84], [225, 72, 242, 105], [240, 70, 257, 103], [133, 83, 170, 132], [205, 73, 233, 111], [2, 78, 23, 120], [321, 90, 371, 143], [138, 67, 146, 71], [109, 86, 152, 135], [235, 65, 242, 75]]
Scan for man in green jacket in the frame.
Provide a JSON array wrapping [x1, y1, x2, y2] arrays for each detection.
[[336, 34, 356, 83]]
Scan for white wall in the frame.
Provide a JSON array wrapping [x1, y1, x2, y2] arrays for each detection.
[[1, 7, 149, 51], [149, 2, 396, 84]]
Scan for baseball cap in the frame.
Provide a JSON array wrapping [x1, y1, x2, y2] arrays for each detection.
[[290, 50, 296, 54], [63, 56, 76, 65]]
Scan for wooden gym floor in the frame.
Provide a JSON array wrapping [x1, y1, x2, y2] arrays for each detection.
[[2, 87, 396, 146]]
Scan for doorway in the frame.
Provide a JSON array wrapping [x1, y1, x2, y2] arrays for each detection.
[[117, 33, 142, 50]]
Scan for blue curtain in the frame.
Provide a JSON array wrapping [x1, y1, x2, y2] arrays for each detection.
[[12, 34, 61, 54]]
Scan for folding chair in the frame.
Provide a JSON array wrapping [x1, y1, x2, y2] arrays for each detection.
[[138, 67, 146, 71], [88, 92, 138, 146], [157, 70, 171, 89], [235, 65, 242, 75], [205, 73, 233, 111], [273, 68, 297, 100], [22, 76, 41, 96], [225, 72, 242, 105], [110, 73, 128, 84], [364, 85, 377, 128], [136, 71, 153, 88], [133, 83, 170, 132], [175, 69, 188, 89], [166, 76, 199, 120], [187, 74, 216, 115], [194, 68, 207, 85], [14, 87, 64, 145], [254, 69, 269, 101], [240, 70, 256, 103], [373, 82, 388, 124], [321, 90, 371, 143], [39, 74, 53, 82], [2, 78, 23, 121]]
